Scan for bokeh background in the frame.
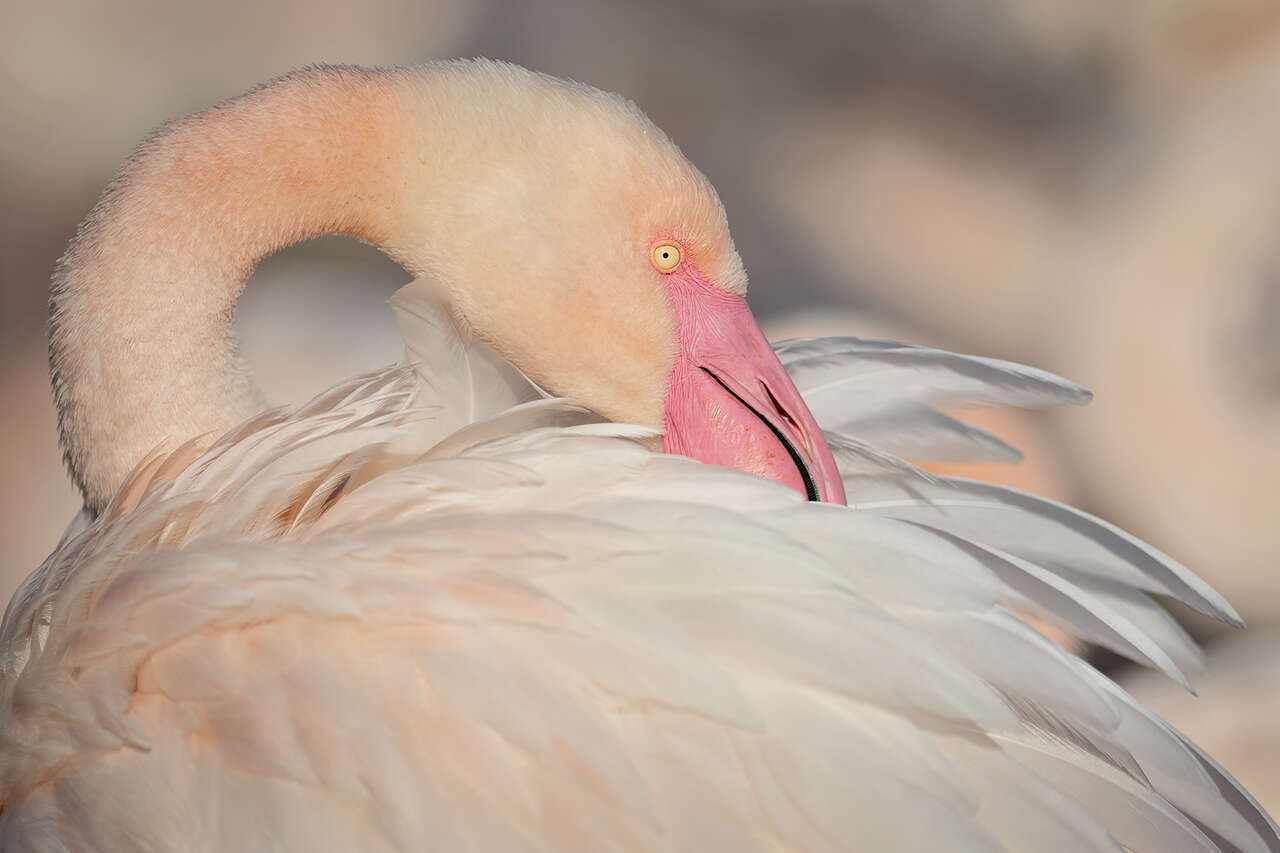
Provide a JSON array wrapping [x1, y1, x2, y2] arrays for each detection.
[[4, 0, 1279, 813]]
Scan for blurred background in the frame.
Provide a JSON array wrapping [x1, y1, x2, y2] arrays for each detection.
[[3, 0, 1278, 812]]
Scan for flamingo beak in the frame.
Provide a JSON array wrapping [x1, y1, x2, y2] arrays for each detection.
[[663, 284, 847, 505]]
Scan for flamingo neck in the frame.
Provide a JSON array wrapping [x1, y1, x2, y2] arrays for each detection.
[[50, 67, 424, 513]]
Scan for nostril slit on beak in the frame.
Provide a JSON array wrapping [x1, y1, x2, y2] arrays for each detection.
[[760, 381, 799, 432], [700, 367, 820, 502], [760, 380, 816, 459]]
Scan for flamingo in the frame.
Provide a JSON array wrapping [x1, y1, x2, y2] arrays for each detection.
[[1, 60, 1276, 851]]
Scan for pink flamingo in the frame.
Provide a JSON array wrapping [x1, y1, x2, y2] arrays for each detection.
[[0, 61, 1274, 852]]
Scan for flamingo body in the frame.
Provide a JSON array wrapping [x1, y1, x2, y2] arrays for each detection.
[[1, 62, 1277, 851]]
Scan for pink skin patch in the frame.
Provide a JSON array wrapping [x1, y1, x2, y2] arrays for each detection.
[[662, 265, 847, 505]]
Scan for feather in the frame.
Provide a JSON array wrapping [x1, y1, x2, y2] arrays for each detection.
[[3, 293, 1271, 852], [775, 336, 1088, 462], [775, 336, 1092, 413], [844, 474, 1243, 627], [391, 278, 540, 435], [823, 430, 938, 478], [900, 521, 1193, 688], [832, 402, 1027, 463]]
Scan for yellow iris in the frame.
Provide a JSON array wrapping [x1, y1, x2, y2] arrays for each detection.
[[651, 243, 682, 272]]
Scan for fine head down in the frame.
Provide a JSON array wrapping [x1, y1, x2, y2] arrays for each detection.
[[49, 60, 845, 511]]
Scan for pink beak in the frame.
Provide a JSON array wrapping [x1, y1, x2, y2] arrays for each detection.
[[663, 277, 847, 505]]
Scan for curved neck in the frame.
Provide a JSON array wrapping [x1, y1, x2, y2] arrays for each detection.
[[50, 67, 421, 512]]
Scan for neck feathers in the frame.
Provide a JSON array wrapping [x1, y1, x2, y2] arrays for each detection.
[[47, 60, 714, 513], [50, 66, 412, 512]]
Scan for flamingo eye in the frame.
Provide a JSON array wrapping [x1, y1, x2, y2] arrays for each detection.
[[651, 243, 682, 273]]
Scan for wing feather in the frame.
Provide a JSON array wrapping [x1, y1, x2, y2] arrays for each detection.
[[3, 322, 1272, 851]]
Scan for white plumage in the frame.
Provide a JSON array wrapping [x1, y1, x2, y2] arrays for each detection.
[[2, 61, 1277, 851], [1, 282, 1273, 851]]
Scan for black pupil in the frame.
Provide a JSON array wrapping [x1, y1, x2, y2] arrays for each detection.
[[662, 252, 669, 258]]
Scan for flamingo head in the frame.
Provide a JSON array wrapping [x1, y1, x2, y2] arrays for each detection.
[[398, 63, 845, 503]]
